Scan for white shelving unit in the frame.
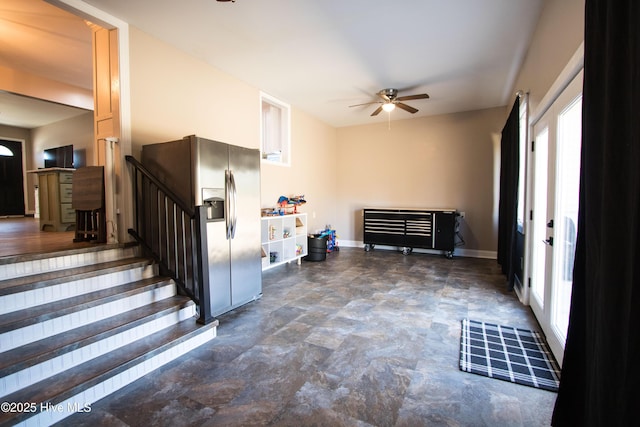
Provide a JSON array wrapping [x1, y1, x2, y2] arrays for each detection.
[[261, 213, 308, 270]]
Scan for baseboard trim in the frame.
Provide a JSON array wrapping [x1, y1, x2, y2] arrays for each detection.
[[337, 240, 497, 260]]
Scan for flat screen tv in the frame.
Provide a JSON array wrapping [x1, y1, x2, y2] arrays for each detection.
[[44, 145, 74, 168]]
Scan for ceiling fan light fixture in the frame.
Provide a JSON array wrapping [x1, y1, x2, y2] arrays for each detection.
[[349, 88, 429, 117], [382, 103, 395, 112]]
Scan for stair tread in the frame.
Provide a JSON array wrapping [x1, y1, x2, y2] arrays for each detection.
[[0, 242, 138, 266], [0, 276, 173, 333], [0, 257, 153, 296], [0, 296, 194, 376], [0, 319, 217, 426]]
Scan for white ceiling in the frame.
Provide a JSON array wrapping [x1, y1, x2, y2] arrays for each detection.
[[0, 0, 92, 128], [1, 0, 544, 129]]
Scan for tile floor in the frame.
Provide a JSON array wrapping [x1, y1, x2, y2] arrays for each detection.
[[62, 247, 557, 426]]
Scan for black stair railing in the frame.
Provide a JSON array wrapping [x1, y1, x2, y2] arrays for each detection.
[[125, 155, 214, 324]]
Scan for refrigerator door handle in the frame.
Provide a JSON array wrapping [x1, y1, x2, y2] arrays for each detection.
[[225, 170, 232, 240], [229, 170, 238, 239]]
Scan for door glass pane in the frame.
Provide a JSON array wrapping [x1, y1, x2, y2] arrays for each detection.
[[531, 127, 549, 306], [551, 96, 582, 343]]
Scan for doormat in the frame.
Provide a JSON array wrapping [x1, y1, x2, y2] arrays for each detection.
[[459, 319, 561, 392]]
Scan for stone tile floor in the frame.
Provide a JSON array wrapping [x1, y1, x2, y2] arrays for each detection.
[[62, 248, 557, 426]]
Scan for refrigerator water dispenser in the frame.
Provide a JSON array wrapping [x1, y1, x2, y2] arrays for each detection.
[[203, 188, 225, 221]]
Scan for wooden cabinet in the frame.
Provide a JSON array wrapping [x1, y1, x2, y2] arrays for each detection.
[[363, 208, 458, 257], [30, 168, 75, 232], [261, 213, 308, 270]]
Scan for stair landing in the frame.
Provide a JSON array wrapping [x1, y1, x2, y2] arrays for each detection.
[[0, 217, 92, 259], [0, 223, 217, 426]]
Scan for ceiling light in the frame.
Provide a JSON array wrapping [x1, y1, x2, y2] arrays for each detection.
[[382, 103, 395, 113]]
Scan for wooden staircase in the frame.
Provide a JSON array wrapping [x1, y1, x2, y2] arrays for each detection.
[[0, 244, 218, 426]]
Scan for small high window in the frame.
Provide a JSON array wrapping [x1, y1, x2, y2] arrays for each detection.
[[0, 145, 14, 156], [260, 92, 290, 166]]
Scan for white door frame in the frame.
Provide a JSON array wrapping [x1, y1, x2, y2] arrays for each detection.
[[524, 43, 584, 306], [525, 43, 584, 366], [46, 0, 133, 243]]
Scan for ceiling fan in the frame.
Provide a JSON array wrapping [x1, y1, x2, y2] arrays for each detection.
[[349, 88, 430, 116]]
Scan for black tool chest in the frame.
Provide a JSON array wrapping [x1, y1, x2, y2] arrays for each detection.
[[363, 208, 457, 257]]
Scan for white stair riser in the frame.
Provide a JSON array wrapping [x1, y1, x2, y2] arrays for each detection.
[[0, 304, 195, 399], [0, 264, 157, 316], [0, 283, 177, 353], [15, 327, 216, 427], [0, 247, 137, 281]]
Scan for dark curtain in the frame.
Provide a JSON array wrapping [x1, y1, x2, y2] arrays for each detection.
[[552, 0, 640, 425], [497, 99, 520, 289]]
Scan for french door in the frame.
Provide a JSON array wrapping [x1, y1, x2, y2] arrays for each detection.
[[529, 70, 583, 365]]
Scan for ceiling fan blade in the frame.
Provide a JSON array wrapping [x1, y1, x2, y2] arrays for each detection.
[[396, 93, 429, 102], [349, 101, 382, 108], [351, 89, 426, 117], [396, 102, 418, 114]]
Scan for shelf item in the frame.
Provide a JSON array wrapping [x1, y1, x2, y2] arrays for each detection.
[[261, 213, 308, 270], [363, 208, 458, 258]]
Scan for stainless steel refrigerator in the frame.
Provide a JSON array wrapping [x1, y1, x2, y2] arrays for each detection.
[[141, 135, 262, 316]]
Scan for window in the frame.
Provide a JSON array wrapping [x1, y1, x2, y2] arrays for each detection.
[[0, 145, 14, 156], [260, 92, 290, 166]]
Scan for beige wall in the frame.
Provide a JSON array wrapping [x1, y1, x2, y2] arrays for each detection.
[[335, 107, 505, 255], [125, 0, 585, 255], [27, 112, 94, 212], [128, 28, 260, 155], [261, 109, 338, 233], [0, 125, 30, 145], [127, 28, 338, 233], [509, 0, 585, 114], [327, 0, 585, 256], [30, 113, 94, 170]]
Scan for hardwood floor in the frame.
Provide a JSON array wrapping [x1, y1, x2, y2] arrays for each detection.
[[0, 217, 95, 258]]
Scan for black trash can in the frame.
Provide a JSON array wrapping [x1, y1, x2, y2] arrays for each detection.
[[305, 234, 327, 262]]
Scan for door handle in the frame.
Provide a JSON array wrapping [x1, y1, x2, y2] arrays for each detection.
[[225, 170, 232, 240], [229, 170, 238, 239], [543, 236, 554, 246]]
